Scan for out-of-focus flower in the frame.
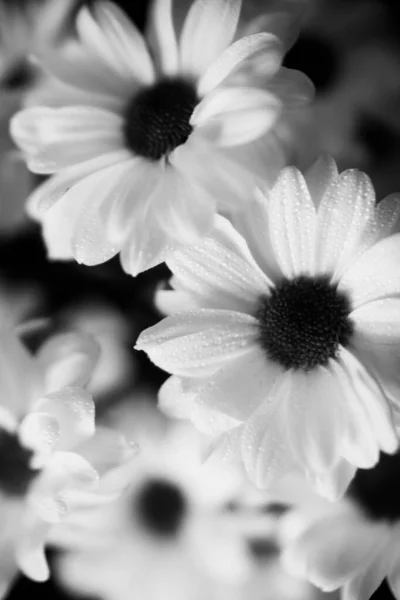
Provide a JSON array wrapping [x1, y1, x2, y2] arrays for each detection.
[[52, 403, 308, 600], [0, 325, 130, 596], [0, 0, 78, 234], [137, 156, 400, 499], [60, 301, 136, 400], [11, 0, 312, 275], [281, 451, 400, 600]]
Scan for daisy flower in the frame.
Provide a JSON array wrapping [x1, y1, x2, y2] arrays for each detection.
[[137, 155, 400, 498], [11, 0, 312, 275], [52, 404, 262, 600], [281, 450, 400, 600], [0, 326, 129, 595]]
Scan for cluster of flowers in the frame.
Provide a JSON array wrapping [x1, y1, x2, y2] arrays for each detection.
[[1, 0, 400, 599]]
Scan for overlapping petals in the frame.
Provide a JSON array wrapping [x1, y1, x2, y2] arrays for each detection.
[[137, 156, 400, 498], [11, 0, 313, 275]]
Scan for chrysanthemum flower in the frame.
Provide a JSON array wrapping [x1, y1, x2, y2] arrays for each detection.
[[0, 327, 129, 594], [52, 405, 270, 600], [281, 451, 400, 600], [11, 0, 312, 275], [137, 156, 400, 498]]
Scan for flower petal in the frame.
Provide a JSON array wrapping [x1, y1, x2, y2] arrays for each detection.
[[351, 298, 400, 342], [19, 412, 60, 459], [268, 166, 317, 278], [338, 233, 400, 309], [283, 508, 388, 592], [286, 366, 346, 476], [316, 169, 376, 281], [345, 555, 389, 600], [335, 348, 398, 460], [136, 309, 258, 377], [16, 518, 50, 582], [304, 155, 338, 209], [241, 372, 294, 488], [38, 332, 100, 393], [197, 32, 281, 97], [34, 387, 95, 451], [27, 150, 131, 216], [192, 88, 281, 147], [180, 0, 241, 79], [166, 216, 271, 313], [193, 347, 283, 421], [147, 0, 178, 76], [11, 107, 123, 174], [77, 3, 154, 84]]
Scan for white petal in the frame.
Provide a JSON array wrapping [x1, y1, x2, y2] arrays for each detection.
[[283, 510, 387, 592], [308, 458, 356, 501], [388, 542, 400, 600], [16, 519, 50, 582], [316, 169, 376, 280], [241, 372, 295, 488], [335, 348, 398, 459], [166, 216, 271, 313], [192, 347, 283, 421], [19, 412, 60, 458], [34, 387, 95, 451], [351, 298, 400, 341], [338, 233, 400, 309], [286, 366, 346, 475], [152, 166, 215, 244], [147, 0, 178, 76], [349, 193, 400, 264], [77, 3, 154, 84], [120, 216, 178, 276], [180, 0, 241, 78], [192, 88, 281, 147], [268, 166, 317, 278], [136, 309, 258, 377], [11, 107, 123, 174], [71, 162, 137, 266], [38, 333, 100, 393], [266, 67, 314, 108], [197, 32, 281, 97], [27, 150, 131, 216], [345, 555, 390, 600], [304, 155, 338, 209]]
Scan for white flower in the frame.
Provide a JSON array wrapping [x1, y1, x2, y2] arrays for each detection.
[[137, 155, 400, 499], [281, 451, 400, 600], [52, 403, 294, 600], [11, 0, 312, 275], [0, 327, 128, 594]]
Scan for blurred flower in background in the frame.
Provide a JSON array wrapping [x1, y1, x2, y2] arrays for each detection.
[[53, 401, 317, 600], [0, 0, 79, 234], [0, 325, 127, 596]]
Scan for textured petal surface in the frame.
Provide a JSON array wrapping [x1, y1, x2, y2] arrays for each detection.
[[268, 166, 317, 278], [304, 155, 338, 209], [34, 387, 95, 451], [166, 216, 271, 313], [351, 298, 400, 342], [180, 0, 241, 78], [316, 169, 376, 280], [136, 309, 258, 377], [338, 233, 400, 309]]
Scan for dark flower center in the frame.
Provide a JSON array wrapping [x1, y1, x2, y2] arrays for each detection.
[[347, 452, 400, 523], [0, 428, 38, 496], [135, 477, 187, 537], [123, 78, 198, 161], [256, 275, 353, 371]]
